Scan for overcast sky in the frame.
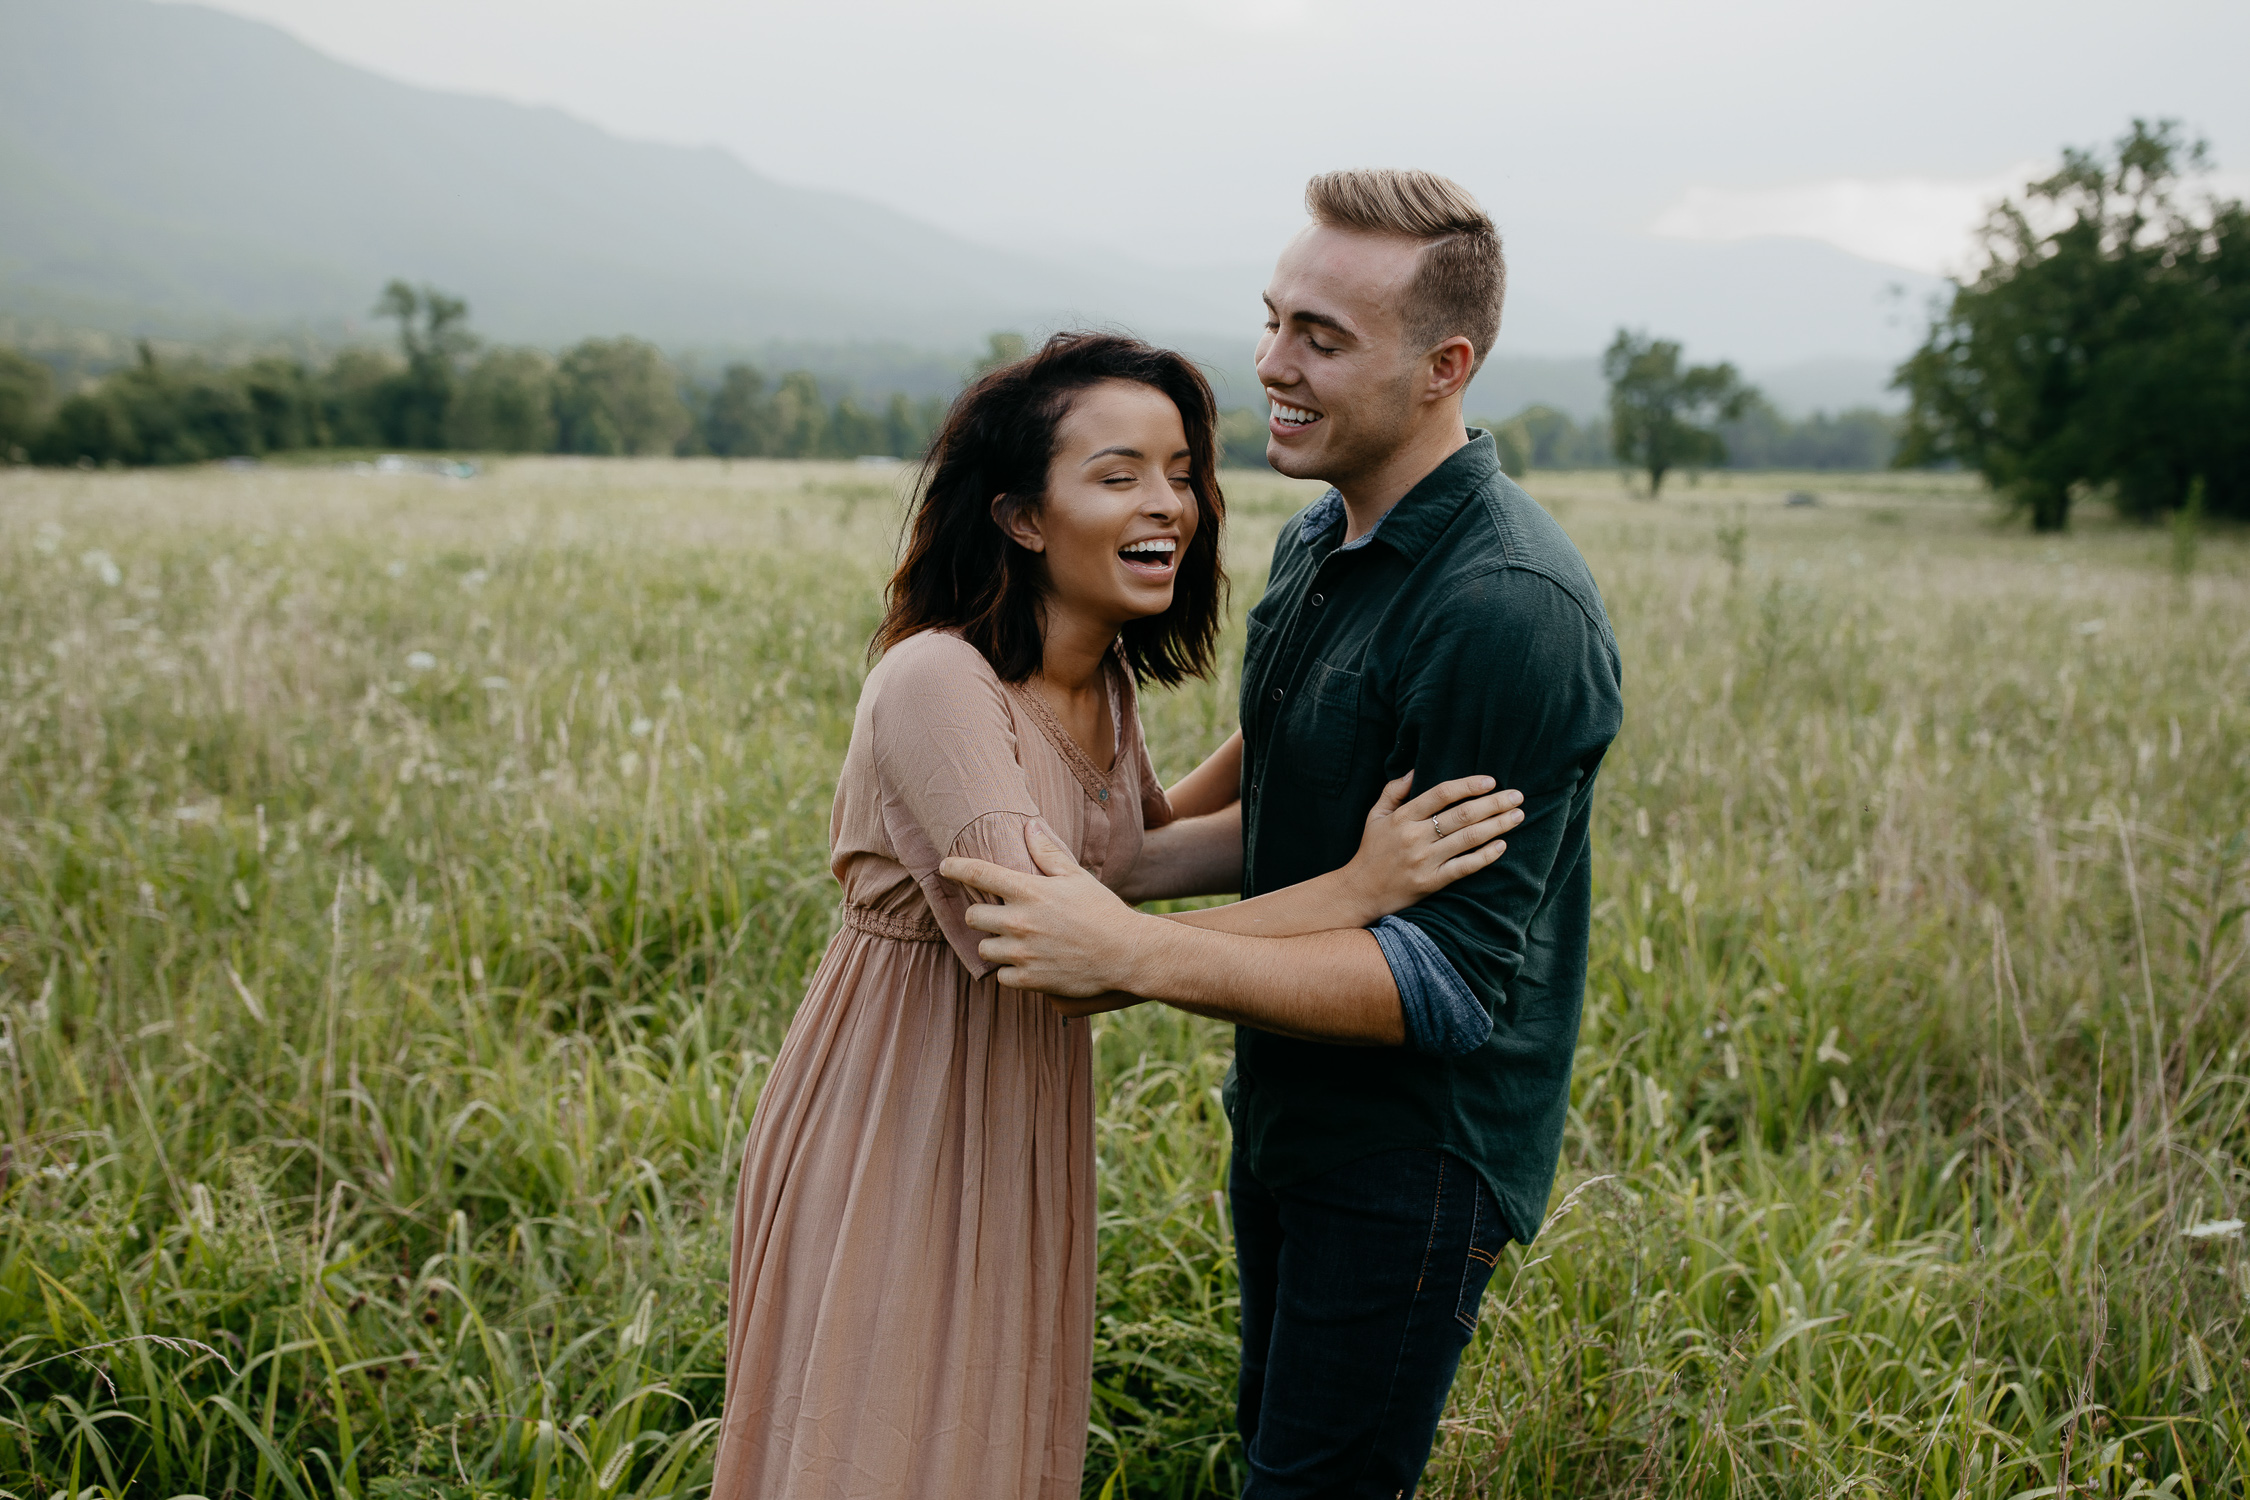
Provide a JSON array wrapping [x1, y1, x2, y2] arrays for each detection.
[[168, 0, 2250, 362]]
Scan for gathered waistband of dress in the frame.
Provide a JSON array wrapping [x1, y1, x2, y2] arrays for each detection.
[[839, 900, 946, 943]]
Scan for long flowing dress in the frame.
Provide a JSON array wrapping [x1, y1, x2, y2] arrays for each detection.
[[712, 629, 1173, 1500]]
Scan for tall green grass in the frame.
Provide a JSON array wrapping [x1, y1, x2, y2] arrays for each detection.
[[0, 458, 2243, 1498]]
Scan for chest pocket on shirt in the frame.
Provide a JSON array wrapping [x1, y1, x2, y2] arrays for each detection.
[[1286, 658, 1361, 796]]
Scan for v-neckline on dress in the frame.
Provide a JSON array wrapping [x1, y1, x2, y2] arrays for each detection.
[[1005, 658, 1123, 808]]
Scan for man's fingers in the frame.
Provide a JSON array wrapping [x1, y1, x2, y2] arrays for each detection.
[[940, 855, 1037, 904], [963, 902, 1020, 937], [1371, 770, 1416, 817], [1397, 774, 1499, 823], [1022, 821, 1087, 878]]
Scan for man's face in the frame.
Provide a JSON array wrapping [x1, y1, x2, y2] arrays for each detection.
[[1254, 224, 1427, 485]]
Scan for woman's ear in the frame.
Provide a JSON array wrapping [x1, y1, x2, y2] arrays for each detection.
[[993, 493, 1045, 553]]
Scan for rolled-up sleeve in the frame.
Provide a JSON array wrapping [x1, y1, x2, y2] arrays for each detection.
[[1382, 569, 1624, 1021], [1372, 916, 1491, 1055]]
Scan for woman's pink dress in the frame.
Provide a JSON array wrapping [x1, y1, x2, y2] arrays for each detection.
[[712, 630, 1173, 1499]]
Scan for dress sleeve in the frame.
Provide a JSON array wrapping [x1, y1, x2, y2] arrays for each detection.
[[865, 633, 1054, 977]]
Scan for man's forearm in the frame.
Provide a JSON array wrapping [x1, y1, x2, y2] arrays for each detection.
[[1120, 921, 1403, 1045]]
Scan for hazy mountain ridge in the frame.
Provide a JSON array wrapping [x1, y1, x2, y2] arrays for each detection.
[[0, 0, 1920, 414]]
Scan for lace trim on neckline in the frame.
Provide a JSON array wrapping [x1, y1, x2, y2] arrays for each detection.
[[1004, 657, 1125, 808]]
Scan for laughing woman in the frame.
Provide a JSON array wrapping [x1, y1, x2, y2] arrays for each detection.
[[711, 334, 1522, 1500]]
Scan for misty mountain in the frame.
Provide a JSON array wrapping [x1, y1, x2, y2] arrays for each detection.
[[0, 0, 1929, 415], [0, 0, 1257, 347]]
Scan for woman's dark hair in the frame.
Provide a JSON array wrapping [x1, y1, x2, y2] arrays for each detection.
[[873, 331, 1228, 687]]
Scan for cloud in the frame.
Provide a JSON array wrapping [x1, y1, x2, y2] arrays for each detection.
[[1647, 165, 2048, 277]]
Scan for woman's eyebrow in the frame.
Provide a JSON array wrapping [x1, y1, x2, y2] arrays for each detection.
[[1081, 445, 1145, 464]]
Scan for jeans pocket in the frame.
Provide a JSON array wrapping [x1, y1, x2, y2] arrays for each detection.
[[1455, 1178, 1507, 1332]]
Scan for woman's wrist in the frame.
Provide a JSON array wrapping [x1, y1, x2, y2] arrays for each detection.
[[1330, 862, 1386, 930]]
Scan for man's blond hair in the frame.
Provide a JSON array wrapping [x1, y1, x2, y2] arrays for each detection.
[[1304, 168, 1504, 375]]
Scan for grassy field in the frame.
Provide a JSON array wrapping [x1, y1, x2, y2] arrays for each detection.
[[0, 454, 2245, 1499]]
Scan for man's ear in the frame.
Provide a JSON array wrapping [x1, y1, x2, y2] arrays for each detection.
[[994, 493, 1046, 552], [1425, 336, 1476, 403]]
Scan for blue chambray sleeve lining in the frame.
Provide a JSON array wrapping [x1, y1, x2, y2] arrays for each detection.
[[1372, 915, 1493, 1057]]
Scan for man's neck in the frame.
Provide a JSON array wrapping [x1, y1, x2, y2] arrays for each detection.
[[1335, 413, 1471, 545]]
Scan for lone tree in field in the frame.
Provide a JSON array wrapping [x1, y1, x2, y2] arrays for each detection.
[[1895, 119, 2250, 531], [1603, 330, 1754, 496]]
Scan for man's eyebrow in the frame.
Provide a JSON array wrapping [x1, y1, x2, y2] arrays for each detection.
[[1264, 294, 1353, 338]]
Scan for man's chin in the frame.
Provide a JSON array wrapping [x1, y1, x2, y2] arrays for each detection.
[[1264, 435, 1326, 481]]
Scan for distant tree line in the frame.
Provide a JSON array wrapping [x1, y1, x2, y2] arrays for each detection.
[[1475, 389, 1898, 484], [0, 281, 948, 467], [1897, 120, 2249, 529]]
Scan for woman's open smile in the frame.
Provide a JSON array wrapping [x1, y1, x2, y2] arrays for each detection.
[[1118, 534, 1179, 578]]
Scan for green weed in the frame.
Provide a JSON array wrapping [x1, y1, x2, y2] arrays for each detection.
[[0, 459, 2243, 1497]]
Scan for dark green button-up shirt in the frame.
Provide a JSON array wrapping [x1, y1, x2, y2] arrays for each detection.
[[1228, 431, 1623, 1245]]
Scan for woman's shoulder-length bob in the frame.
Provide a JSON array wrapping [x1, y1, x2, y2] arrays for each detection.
[[872, 331, 1228, 688]]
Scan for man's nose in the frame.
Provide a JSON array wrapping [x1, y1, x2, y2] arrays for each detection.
[[1254, 330, 1293, 388]]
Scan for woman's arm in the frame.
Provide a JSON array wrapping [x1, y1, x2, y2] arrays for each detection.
[[1115, 803, 1244, 904], [1162, 729, 1243, 821], [1049, 772, 1522, 1017]]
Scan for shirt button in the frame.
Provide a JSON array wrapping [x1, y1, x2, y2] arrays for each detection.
[[1310, 593, 1324, 606], [1271, 687, 1285, 702]]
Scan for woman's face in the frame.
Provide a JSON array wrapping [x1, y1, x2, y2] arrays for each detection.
[[1001, 379, 1199, 631]]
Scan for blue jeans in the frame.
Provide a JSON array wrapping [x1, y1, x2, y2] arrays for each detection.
[[1231, 1147, 1507, 1499]]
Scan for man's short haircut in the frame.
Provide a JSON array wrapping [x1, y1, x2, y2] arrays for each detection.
[[1304, 168, 1504, 375]]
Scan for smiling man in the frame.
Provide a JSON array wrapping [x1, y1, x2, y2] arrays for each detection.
[[942, 169, 1623, 1497]]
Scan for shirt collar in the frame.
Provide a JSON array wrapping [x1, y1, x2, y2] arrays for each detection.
[[1291, 430, 1500, 563]]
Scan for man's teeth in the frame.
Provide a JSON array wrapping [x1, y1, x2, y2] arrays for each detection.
[[1271, 400, 1321, 427]]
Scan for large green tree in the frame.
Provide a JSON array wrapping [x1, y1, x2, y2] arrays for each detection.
[[1603, 331, 1754, 496], [553, 337, 689, 456], [0, 347, 54, 460], [449, 348, 558, 453], [373, 280, 476, 449], [1895, 120, 2250, 530], [702, 364, 776, 457]]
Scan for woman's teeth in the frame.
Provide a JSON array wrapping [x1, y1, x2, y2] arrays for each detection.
[[1120, 539, 1177, 567], [1271, 400, 1321, 428]]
